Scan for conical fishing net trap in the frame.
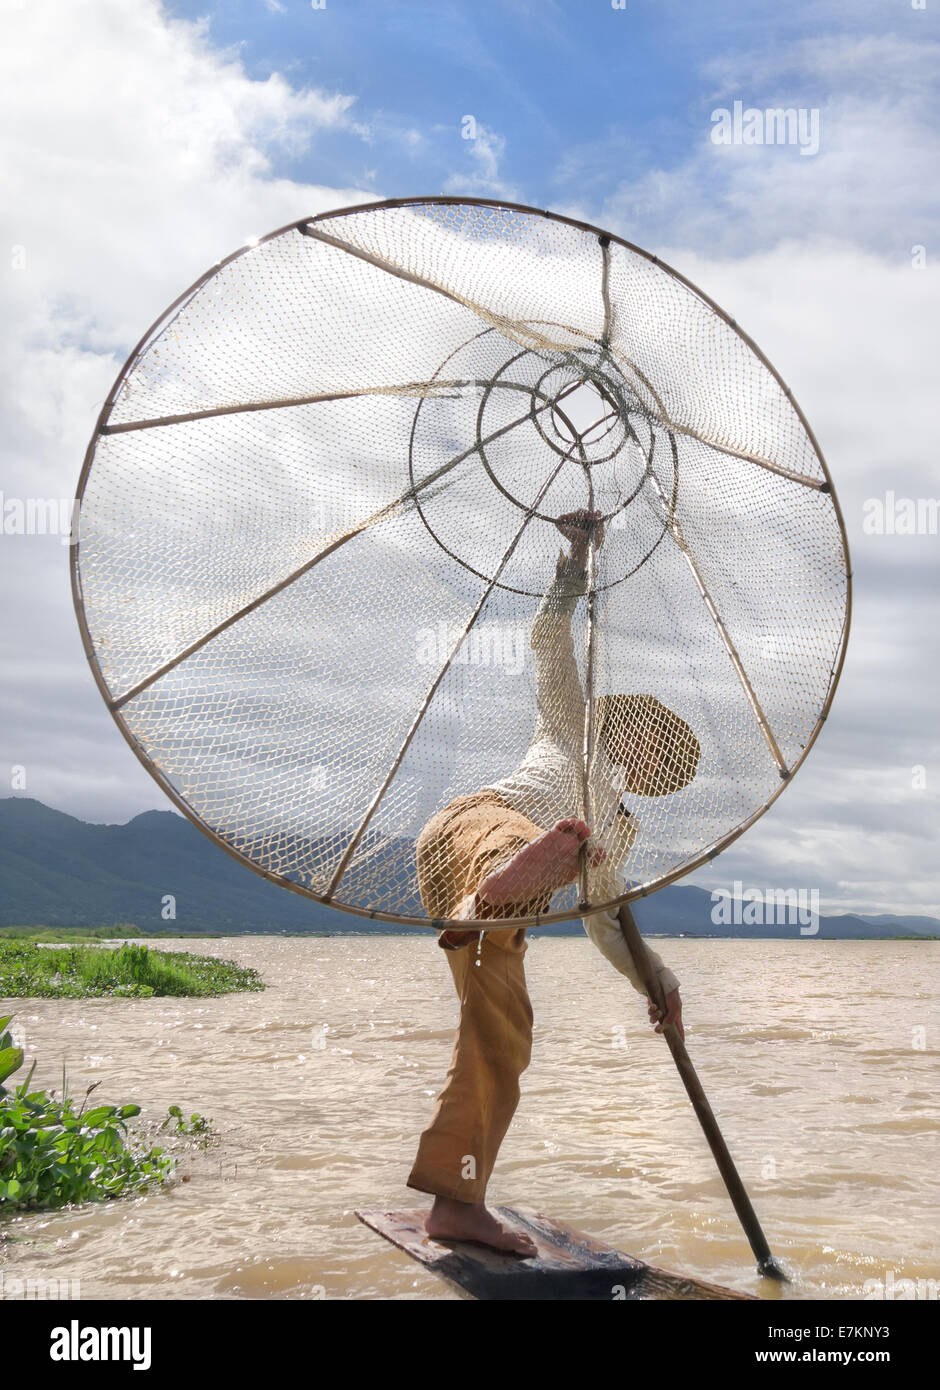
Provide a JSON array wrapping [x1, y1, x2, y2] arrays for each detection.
[[72, 197, 851, 928]]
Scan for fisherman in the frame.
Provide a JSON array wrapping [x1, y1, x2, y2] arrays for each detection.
[[407, 509, 701, 1255]]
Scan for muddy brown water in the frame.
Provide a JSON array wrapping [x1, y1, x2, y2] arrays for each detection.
[[1, 936, 937, 1301]]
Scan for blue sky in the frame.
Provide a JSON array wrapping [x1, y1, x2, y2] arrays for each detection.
[[164, 0, 705, 199], [2, 0, 939, 917], [160, 0, 936, 249]]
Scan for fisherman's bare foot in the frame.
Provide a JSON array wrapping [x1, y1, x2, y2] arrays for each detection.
[[425, 1196, 538, 1257], [476, 818, 602, 907]]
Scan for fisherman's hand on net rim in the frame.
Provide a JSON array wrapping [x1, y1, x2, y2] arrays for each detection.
[[555, 508, 605, 555]]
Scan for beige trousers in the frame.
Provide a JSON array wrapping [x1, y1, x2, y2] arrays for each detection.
[[406, 790, 551, 1203]]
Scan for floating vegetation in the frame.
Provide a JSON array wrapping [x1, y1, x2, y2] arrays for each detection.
[[0, 940, 264, 998], [0, 1015, 174, 1213]]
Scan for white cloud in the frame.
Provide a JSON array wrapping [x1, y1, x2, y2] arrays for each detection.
[[559, 30, 940, 918], [0, 0, 373, 820], [660, 244, 940, 917], [443, 121, 517, 200], [557, 33, 940, 259], [1, 0, 369, 356]]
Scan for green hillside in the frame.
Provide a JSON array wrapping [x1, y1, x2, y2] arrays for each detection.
[[1, 798, 937, 939]]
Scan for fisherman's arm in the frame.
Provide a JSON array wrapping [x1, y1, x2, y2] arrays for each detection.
[[530, 547, 587, 735], [581, 899, 685, 1040], [531, 512, 604, 737]]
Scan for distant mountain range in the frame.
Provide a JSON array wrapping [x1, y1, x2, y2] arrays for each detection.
[[1, 798, 937, 939]]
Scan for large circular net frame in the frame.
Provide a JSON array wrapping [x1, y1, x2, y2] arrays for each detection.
[[72, 198, 851, 929]]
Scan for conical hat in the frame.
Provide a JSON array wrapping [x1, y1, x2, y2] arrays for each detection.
[[597, 693, 701, 797]]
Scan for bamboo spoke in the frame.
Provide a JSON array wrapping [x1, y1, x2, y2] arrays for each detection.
[[100, 377, 545, 436], [648, 445, 789, 776]]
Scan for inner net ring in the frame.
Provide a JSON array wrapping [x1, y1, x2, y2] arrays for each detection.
[[408, 328, 678, 597]]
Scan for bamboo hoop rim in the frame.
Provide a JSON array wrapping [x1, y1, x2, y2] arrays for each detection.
[[69, 195, 852, 931]]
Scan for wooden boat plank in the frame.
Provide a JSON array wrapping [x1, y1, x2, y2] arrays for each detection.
[[355, 1205, 758, 1301]]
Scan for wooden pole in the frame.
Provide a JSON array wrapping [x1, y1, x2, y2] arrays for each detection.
[[616, 902, 788, 1281]]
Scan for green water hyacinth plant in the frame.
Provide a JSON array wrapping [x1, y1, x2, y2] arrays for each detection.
[[0, 940, 264, 998], [160, 1105, 214, 1143], [0, 1015, 174, 1212]]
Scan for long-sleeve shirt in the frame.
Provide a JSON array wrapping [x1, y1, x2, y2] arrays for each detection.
[[482, 548, 679, 998]]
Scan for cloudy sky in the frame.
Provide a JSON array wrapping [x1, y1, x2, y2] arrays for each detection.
[[1, 0, 938, 918]]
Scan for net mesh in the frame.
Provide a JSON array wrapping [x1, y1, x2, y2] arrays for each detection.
[[74, 198, 850, 927]]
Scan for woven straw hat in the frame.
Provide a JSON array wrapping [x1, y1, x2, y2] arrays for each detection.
[[596, 694, 700, 797]]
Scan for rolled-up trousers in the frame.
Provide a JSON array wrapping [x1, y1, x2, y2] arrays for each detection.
[[406, 790, 551, 1204]]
